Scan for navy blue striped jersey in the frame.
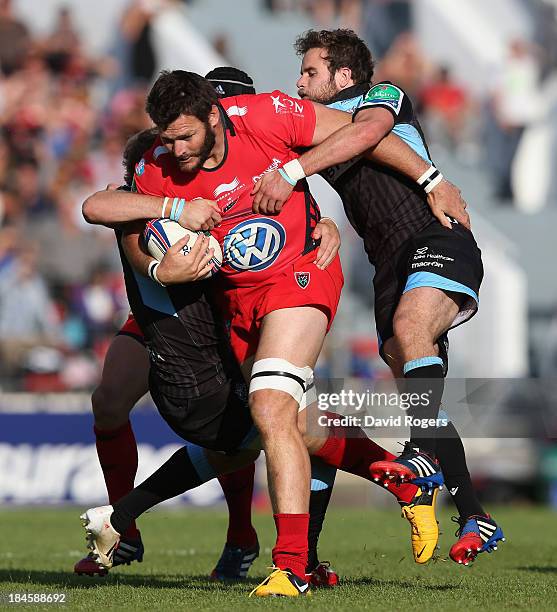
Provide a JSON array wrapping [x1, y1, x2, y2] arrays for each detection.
[[321, 82, 436, 265]]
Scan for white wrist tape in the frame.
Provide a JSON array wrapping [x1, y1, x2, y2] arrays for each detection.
[[417, 165, 438, 184], [282, 158, 306, 183], [162, 197, 170, 218], [416, 165, 443, 194], [424, 173, 443, 193], [148, 260, 166, 286]]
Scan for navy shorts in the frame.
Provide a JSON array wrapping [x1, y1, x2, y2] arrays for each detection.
[[373, 221, 484, 373]]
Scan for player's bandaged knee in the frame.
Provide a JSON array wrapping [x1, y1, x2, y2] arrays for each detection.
[[249, 358, 313, 410], [299, 375, 317, 411]]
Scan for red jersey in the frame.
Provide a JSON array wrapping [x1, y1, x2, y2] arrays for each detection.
[[134, 91, 320, 287]]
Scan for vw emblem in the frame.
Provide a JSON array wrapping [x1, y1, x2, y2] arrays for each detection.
[[223, 218, 286, 272]]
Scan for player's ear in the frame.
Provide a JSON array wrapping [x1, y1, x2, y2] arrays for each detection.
[[208, 105, 220, 129], [335, 67, 352, 89]]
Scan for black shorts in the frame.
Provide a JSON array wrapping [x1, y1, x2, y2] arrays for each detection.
[[149, 374, 255, 452], [373, 221, 484, 372]]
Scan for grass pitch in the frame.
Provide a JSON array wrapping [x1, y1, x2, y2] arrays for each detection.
[[0, 505, 555, 610]]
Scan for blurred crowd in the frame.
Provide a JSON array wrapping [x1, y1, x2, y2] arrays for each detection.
[[0, 0, 158, 390], [264, 0, 557, 203], [1, 0, 556, 390]]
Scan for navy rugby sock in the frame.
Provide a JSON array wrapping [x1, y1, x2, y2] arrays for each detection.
[[110, 444, 215, 534], [307, 459, 337, 572], [403, 357, 445, 457], [436, 421, 486, 518]]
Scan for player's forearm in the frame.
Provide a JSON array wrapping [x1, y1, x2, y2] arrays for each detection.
[[83, 190, 163, 226], [299, 122, 385, 177], [366, 132, 431, 180]]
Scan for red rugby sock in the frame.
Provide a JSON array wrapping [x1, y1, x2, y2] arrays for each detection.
[[94, 421, 140, 539], [272, 513, 309, 580], [314, 422, 417, 504], [218, 463, 258, 548]]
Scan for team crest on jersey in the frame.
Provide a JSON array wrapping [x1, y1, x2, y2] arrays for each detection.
[[295, 271, 310, 289], [135, 158, 145, 176], [223, 218, 286, 272]]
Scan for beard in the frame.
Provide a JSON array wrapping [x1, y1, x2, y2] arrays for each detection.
[[298, 77, 338, 104], [177, 121, 216, 173]]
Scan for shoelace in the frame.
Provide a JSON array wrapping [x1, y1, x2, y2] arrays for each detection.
[[451, 515, 468, 537], [401, 505, 421, 535]]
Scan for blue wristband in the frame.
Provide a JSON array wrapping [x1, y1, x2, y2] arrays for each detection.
[[278, 167, 297, 186], [170, 198, 185, 221], [174, 199, 185, 221]]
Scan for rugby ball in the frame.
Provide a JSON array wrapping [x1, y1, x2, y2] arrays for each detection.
[[143, 218, 222, 279]]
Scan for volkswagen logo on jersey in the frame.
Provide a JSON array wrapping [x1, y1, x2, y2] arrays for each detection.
[[223, 218, 286, 272]]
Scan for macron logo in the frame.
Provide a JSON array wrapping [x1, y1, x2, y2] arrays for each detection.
[[226, 105, 248, 117], [214, 177, 240, 198]]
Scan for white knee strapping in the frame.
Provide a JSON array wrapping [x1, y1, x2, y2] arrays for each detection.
[[299, 376, 317, 411], [249, 358, 313, 411]]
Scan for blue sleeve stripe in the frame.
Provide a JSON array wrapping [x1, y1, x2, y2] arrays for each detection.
[[404, 272, 479, 304], [392, 123, 430, 162], [403, 356, 444, 374]]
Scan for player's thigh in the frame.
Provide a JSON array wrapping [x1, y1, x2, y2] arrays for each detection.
[[247, 306, 328, 431], [94, 334, 150, 416], [393, 286, 461, 346], [255, 306, 328, 368]]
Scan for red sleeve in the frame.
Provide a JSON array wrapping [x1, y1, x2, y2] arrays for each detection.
[[131, 144, 167, 196], [232, 91, 316, 150]]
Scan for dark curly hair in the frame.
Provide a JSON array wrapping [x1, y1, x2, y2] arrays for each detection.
[[146, 70, 218, 130], [122, 128, 158, 187], [294, 29, 374, 85]]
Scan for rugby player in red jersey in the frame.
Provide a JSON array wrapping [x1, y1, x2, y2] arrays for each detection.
[[76, 69, 343, 581], [81, 69, 472, 596], [76, 68, 346, 585]]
